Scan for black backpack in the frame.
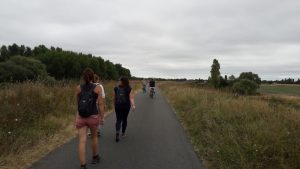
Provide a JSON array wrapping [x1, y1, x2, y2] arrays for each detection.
[[115, 87, 129, 106], [78, 84, 96, 117]]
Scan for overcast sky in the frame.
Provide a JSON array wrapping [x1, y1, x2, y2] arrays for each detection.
[[0, 0, 299, 80]]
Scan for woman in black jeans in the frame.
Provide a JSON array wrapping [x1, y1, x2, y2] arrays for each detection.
[[113, 77, 135, 142]]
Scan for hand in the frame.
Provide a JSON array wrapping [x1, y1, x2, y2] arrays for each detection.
[[131, 105, 136, 112]]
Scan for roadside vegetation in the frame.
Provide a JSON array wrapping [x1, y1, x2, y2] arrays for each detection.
[[160, 82, 300, 169], [0, 80, 139, 169]]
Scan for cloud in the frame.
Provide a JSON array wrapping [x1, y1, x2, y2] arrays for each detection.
[[0, 0, 299, 80]]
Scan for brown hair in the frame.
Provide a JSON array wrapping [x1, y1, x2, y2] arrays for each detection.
[[82, 68, 94, 84], [119, 77, 130, 87], [93, 74, 99, 83]]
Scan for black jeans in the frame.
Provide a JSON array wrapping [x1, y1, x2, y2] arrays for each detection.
[[115, 107, 130, 133]]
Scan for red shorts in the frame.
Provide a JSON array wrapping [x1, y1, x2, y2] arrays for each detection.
[[76, 115, 99, 129]]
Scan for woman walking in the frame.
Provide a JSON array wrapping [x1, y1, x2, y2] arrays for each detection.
[[76, 68, 105, 169], [113, 77, 135, 142]]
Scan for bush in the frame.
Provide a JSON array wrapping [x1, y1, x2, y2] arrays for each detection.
[[233, 79, 259, 95], [0, 56, 48, 82], [239, 72, 261, 84]]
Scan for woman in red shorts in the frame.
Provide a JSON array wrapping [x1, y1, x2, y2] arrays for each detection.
[[75, 68, 105, 169]]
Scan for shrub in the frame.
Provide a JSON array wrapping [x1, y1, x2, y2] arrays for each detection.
[[239, 72, 261, 84], [0, 56, 48, 82], [233, 79, 259, 95]]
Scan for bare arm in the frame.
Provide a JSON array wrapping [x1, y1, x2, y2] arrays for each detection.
[[96, 86, 105, 119], [112, 89, 116, 108], [75, 85, 81, 116], [130, 90, 135, 112]]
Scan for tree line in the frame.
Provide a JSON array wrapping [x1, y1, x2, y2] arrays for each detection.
[[208, 59, 261, 95], [262, 78, 300, 84], [0, 43, 131, 82]]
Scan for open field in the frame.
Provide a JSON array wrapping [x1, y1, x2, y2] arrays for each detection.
[[259, 84, 300, 96], [160, 82, 300, 169], [0, 80, 139, 169]]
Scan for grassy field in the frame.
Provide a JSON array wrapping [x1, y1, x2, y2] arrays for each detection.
[[160, 82, 300, 169], [259, 84, 300, 96], [0, 80, 139, 169]]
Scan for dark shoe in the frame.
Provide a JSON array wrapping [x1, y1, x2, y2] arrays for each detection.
[[97, 131, 101, 137], [91, 155, 100, 164], [115, 133, 120, 142], [80, 164, 87, 169]]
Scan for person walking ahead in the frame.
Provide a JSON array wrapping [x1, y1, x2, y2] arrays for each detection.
[[76, 68, 105, 169], [113, 77, 135, 142]]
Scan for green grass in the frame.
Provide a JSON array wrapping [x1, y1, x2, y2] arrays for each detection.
[[259, 84, 300, 96], [160, 82, 300, 169]]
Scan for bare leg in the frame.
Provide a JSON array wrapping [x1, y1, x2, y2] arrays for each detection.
[[90, 127, 99, 156], [78, 126, 87, 165]]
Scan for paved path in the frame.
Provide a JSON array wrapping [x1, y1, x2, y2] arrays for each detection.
[[29, 90, 202, 169]]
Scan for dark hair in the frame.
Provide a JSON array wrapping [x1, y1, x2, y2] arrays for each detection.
[[82, 68, 94, 84], [93, 74, 100, 83], [119, 77, 130, 87]]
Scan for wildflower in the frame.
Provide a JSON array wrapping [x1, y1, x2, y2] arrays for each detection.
[[8, 131, 11, 135]]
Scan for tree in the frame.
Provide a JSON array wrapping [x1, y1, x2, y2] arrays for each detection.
[[238, 72, 261, 84], [20, 45, 25, 56], [0, 45, 9, 61], [1, 43, 132, 81], [24, 47, 32, 56], [105, 60, 118, 80], [232, 79, 259, 95], [209, 59, 221, 88], [0, 56, 48, 82], [8, 43, 20, 56], [220, 75, 229, 87]]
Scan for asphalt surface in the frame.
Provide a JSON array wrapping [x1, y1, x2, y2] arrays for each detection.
[[29, 89, 202, 169]]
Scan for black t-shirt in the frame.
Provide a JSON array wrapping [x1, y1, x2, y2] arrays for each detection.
[[114, 86, 132, 109], [149, 80, 155, 87]]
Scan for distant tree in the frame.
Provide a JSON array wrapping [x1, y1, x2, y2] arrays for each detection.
[[209, 59, 221, 88], [228, 75, 236, 81], [8, 43, 20, 56], [24, 47, 32, 56], [1, 43, 131, 81], [238, 72, 261, 84], [56, 47, 63, 52], [33, 45, 48, 55], [0, 45, 9, 61], [220, 75, 229, 87], [233, 79, 259, 95], [227, 74, 237, 86], [105, 60, 118, 80], [0, 56, 48, 82], [20, 45, 26, 56]]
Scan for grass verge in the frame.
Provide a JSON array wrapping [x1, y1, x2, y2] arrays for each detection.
[[160, 82, 300, 169], [0, 80, 139, 169]]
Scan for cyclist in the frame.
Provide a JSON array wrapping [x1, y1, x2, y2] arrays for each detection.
[[149, 78, 156, 97]]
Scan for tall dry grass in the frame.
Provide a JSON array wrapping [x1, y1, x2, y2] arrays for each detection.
[[0, 80, 139, 169], [160, 82, 300, 169]]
